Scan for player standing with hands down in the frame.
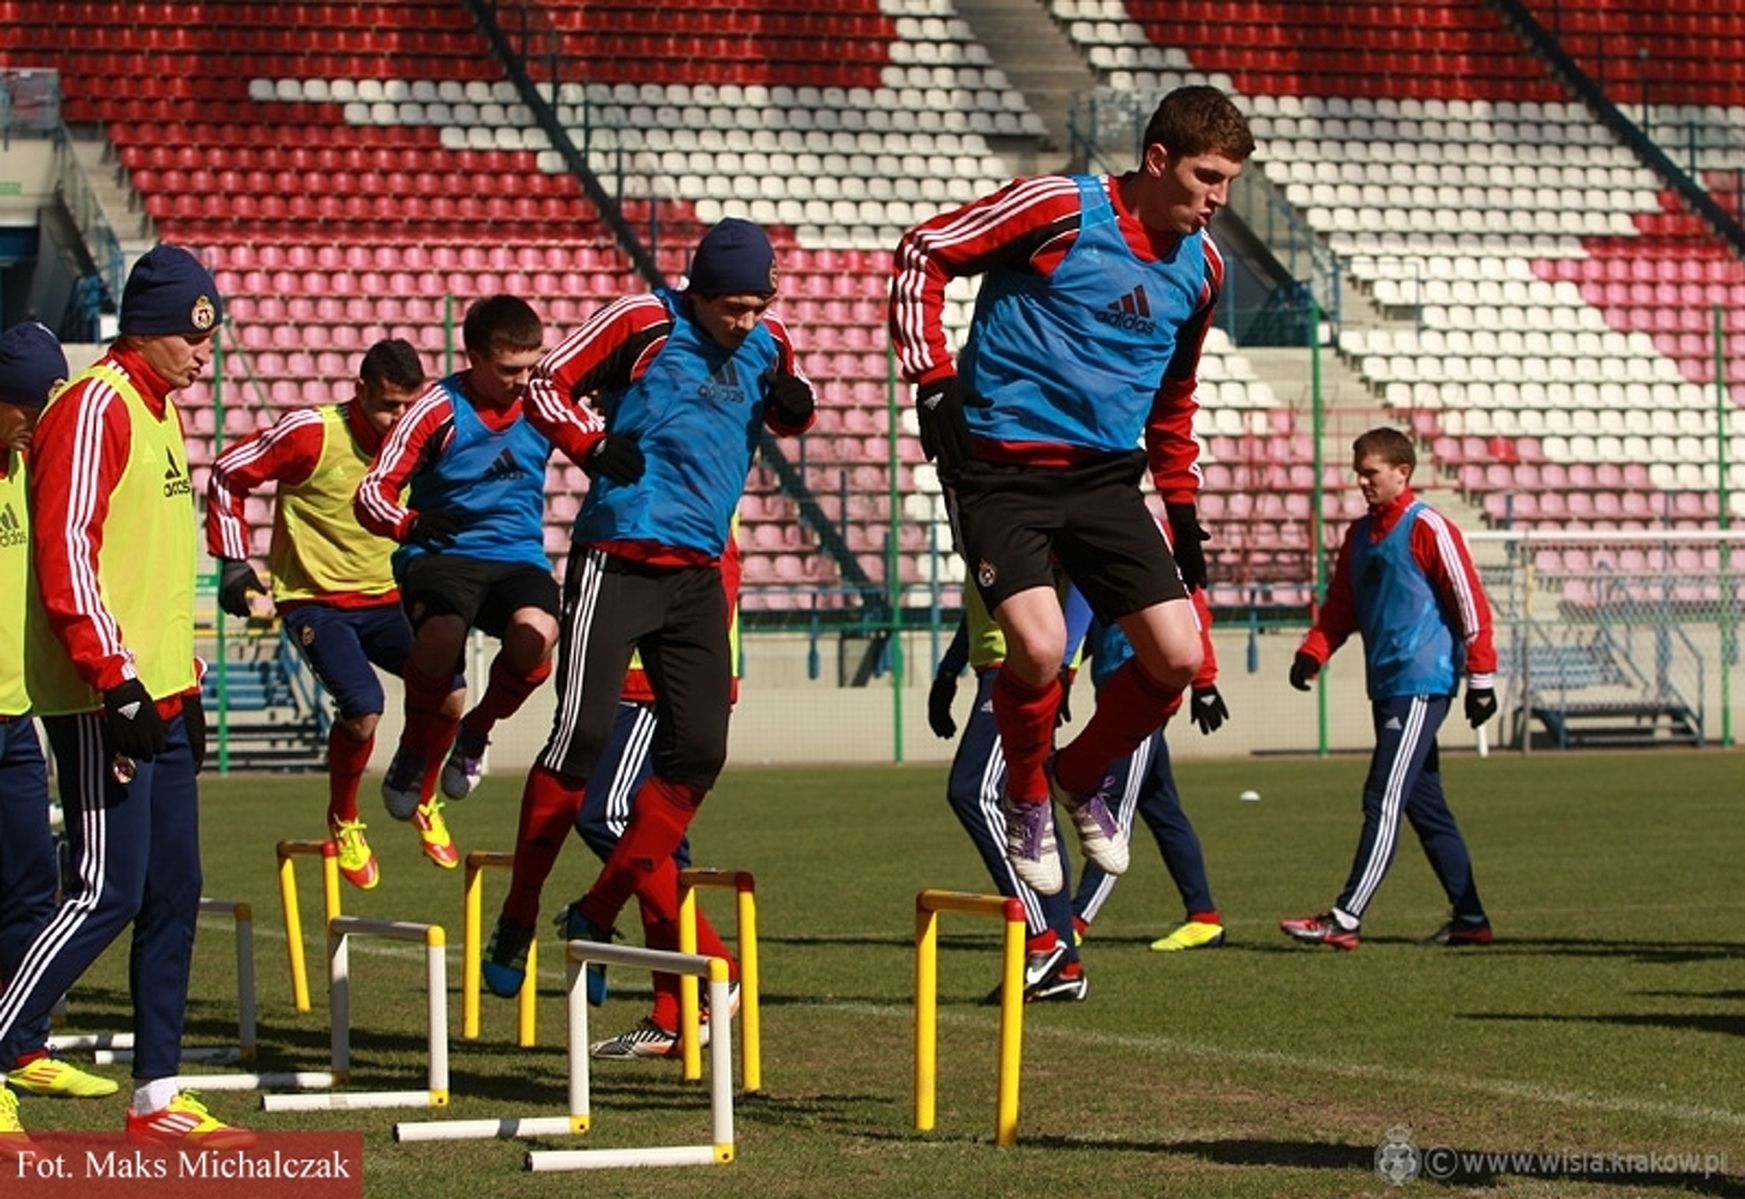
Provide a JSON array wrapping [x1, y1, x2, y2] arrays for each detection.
[[890, 85, 1254, 895], [0, 324, 123, 1148], [1280, 427, 1497, 951], [207, 338, 456, 889], [3, 246, 250, 1145], [355, 297, 561, 868], [522, 218, 814, 1007]]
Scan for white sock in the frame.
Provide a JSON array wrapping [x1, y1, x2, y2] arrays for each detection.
[[1330, 907, 1360, 931], [132, 1077, 181, 1115]]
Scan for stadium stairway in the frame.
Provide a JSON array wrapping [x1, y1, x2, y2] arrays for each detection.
[[947, 0, 1094, 167]]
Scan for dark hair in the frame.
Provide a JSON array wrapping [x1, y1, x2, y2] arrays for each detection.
[[358, 337, 425, 392], [462, 295, 542, 358], [1142, 85, 1256, 161], [1352, 427, 1416, 470]]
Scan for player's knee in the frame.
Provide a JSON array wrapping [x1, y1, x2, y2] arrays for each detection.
[[339, 712, 379, 742], [1146, 639, 1201, 690], [1002, 630, 1066, 684], [662, 743, 726, 793]]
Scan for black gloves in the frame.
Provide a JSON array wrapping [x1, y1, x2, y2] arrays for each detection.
[[184, 691, 207, 774], [587, 433, 646, 485], [767, 374, 815, 427], [407, 509, 464, 545], [1465, 686, 1497, 728], [104, 678, 167, 760], [1190, 686, 1229, 735], [927, 673, 958, 740], [1165, 502, 1210, 592], [217, 557, 266, 619], [914, 377, 989, 476], [1289, 652, 1320, 692]]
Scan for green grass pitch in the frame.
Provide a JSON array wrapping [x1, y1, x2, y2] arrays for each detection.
[[22, 751, 1745, 1197]]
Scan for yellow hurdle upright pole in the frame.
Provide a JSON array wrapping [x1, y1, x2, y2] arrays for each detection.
[[913, 888, 1026, 1146], [914, 902, 939, 1132], [462, 850, 536, 1046], [677, 869, 760, 1091], [736, 881, 761, 1093], [276, 839, 342, 1013], [678, 887, 702, 1080], [994, 907, 1026, 1147]]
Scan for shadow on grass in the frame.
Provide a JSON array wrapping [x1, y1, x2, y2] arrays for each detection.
[[861, 1130, 1745, 1194], [1416, 936, 1745, 965], [761, 933, 992, 951], [1639, 988, 1745, 1002], [1465, 1010, 1745, 1038]]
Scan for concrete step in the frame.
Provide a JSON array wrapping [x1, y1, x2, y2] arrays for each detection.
[[949, 0, 1093, 165], [66, 129, 154, 254]]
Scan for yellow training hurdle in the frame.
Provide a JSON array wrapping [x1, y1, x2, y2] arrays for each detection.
[[913, 888, 1026, 1147], [462, 849, 538, 1046], [276, 838, 341, 1012], [677, 867, 761, 1092]]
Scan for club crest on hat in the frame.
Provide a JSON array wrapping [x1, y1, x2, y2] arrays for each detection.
[[191, 294, 218, 332]]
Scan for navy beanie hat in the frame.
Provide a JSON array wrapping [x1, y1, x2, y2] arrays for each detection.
[[686, 218, 777, 296], [0, 321, 69, 410], [121, 245, 223, 336]]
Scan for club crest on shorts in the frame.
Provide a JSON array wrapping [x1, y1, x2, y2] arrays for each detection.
[[300, 624, 316, 647], [976, 558, 996, 588]]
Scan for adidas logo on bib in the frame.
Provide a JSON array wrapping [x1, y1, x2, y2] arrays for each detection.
[[1095, 284, 1156, 334]]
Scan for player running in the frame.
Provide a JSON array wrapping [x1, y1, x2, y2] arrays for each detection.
[[355, 296, 561, 867], [207, 338, 463, 884]]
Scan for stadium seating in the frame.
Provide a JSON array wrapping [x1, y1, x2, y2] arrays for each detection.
[[9, 0, 1740, 609], [1049, 0, 1745, 545]]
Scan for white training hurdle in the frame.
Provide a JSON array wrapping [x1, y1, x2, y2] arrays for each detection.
[[261, 915, 449, 1113], [395, 940, 735, 1171], [50, 896, 258, 1067]]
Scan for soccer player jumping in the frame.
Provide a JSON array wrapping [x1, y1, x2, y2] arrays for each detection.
[[207, 338, 458, 887], [890, 85, 1254, 894]]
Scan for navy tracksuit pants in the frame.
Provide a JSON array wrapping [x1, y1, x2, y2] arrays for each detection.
[[1073, 728, 1216, 925], [573, 700, 691, 868], [0, 718, 55, 1068], [1334, 695, 1485, 924], [946, 672, 1078, 962], [0, 711, 201, 1081]]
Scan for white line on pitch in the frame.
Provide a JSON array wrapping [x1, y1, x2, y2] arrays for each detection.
[[836, 1002, 1745, 1129]]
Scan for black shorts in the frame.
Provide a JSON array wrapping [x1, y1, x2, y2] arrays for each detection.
[[949, 450, 1186, 618], [539, 548, 731, 790], [397, 554, 560, 639]]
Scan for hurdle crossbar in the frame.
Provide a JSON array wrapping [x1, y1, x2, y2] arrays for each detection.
[[261, 915, 448, 1113], [677, 868, 761, 1092], [276, 839, 342, 1013], [51, 896, 257, 1065], [914, 888, 1026, 1147], [399, 941, 733, 1166], [461, 850, 537, 1046]]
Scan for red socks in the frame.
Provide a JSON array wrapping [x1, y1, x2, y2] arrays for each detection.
[[462, 653, 552, 744], [992, 668, 1061, 804], [1054, 658, 1181, 795], [326, 724, 374, 825], [401, 661, 459, 802], [646, 903, 737, 1030], [580, 776, 706, 929], [501, 766, 586, 927]]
